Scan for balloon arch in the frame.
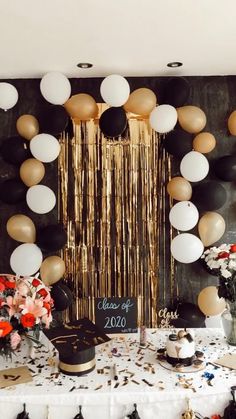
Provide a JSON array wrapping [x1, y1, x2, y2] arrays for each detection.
[[0, 73, 235, 320]]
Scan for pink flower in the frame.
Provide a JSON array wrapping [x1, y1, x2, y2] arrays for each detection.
[[10, 331, 21, 350], [20, 297, 47, 321], [41, 312, 52, 329], [2, 296, 22, 317], [16, 280, 30, 297]]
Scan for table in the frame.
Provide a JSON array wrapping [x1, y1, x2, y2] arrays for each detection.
[[0, 328, 235, 419]]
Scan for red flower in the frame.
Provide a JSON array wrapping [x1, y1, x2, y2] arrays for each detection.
[[37, 288, 48, 298], [0, 276, 6, 284], [5, 281, 16, 289], [230, 244, 236, 253], [0, 282, 5, 292], [0, 321, 13, 337], [211, 415, 221, 419], [43, 302, 51, 313], [217, 251, 230, 259], [21, 313, 36, 328], [32, 278, 41, 287]]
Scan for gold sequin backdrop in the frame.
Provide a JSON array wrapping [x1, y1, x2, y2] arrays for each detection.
[[58, 105, 175, 327]]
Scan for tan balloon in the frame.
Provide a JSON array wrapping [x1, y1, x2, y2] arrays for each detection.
[[193, 132, 216, 153], [124, 88, 157, 116], [40, 256, 66, 286], [20, 158, 45, 187], [167, 177, 192, 201], [16, 114, 39, 140], [177, 106, 207, 134], [198, 286, 226, 316], [198, 212, 225, 247], [228, 110, 236, 135], [64, 93, 98, 120], [7, 214, 36, 243]]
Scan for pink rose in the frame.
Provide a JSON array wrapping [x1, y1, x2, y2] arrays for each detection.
[[10, 331, 21, 350]]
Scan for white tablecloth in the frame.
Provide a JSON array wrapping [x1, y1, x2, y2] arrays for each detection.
[[0, 328, 235, 419]]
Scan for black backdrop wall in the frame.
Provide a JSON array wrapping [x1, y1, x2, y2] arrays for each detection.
[[0, 76, 236, 309]]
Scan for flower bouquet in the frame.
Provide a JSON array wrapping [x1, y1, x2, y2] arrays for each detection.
[[201, 243, 236, 302], [0, 274, 53, 357], [201, 244, 236, 345]]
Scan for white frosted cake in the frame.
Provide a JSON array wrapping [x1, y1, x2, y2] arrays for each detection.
[[166, 330, 195, 366]]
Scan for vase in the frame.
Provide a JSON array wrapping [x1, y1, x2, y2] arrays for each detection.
[[221, 300, 236, 345]]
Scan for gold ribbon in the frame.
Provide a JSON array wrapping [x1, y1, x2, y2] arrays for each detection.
[[59, 358, 95, 373]]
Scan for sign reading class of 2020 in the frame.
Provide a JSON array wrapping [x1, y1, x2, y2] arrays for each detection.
[[95, 297, 138, 333]]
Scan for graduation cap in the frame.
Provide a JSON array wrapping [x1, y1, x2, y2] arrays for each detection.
[[16, 404, 30, 419], [44, 317, 110, 376]]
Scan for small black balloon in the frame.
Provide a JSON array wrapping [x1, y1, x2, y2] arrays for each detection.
[[50, 282, 73, 311], [38, 105, 69, 136], [0, 179, 27, 204], [163, 128, 193, 158], [99, 107, 127, 138], [1, 136, 31, 165], [171, 317, 192, 329], [192, 181, 227, 211], [163, 77, 190, 107], [177, 302, 205, 328], [214, 155, 236, 181], [36, 223, 67, 251]]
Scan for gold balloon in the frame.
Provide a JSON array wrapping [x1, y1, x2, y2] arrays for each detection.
[[167, 177, 192, 201], [124, 88, 157, 116], [16, 114, 39, 141], [198, 212, 225, 247], [20, 158, 45, 187], [177, 106, 207, 134], [7, 214, 36, 243], [64, 93, 98, 120], [193, 132, 216, 154], [40, 256, 66, 286], [228, 110, 236, 135], [198, 286, 226, 316]]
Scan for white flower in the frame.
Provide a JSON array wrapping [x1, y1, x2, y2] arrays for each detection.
[[202, 243, 236, 278]]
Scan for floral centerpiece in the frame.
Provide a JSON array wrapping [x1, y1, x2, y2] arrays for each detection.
[[0, 274, 53, 357], [201, 244, 236, 345], [201, 243, 236, 301]]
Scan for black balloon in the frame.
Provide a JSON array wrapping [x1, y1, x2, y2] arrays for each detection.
[[214, 155, 236, 181], [163, 77, 190, 107], [0, 179, 27, 204], [38, 105, 69, 135], [163, 128, 193, 158], [50, 281, 73, 311], [176, 302, 205, 327], [1, 136, 31, 165], [192, 181, 227, 211], [99, 107, 127, 138], [36, 223, 67, 251]]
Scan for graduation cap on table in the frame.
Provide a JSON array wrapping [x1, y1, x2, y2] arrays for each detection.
[[44, 317, 110, 376]]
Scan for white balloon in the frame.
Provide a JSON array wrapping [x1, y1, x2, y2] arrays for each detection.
[[40, 72, 71, 105], [26, 185, 56, 214], [0, 83, 18, 110], [149, 104, 177, 134], [180, 151, 209, 182], [169, 201, 199, 231], [100, 74, 130, 107], [10, 243, 43, 276], [171, 233, 204, 263], [30, 133, 61, 163]]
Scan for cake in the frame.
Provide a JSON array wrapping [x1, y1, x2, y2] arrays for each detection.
[[165, 330, 195, 366]]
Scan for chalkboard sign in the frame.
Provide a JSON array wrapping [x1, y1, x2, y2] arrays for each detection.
[[95, 297, 138, 333]]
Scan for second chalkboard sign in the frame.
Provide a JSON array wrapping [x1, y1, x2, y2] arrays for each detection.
[[95, 297, 138, 333]]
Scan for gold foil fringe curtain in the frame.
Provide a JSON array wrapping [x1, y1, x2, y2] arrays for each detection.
[[58, 105, 175, 327]]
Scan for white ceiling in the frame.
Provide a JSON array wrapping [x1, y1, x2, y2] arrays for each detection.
[[0, 0, 236, 79]]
